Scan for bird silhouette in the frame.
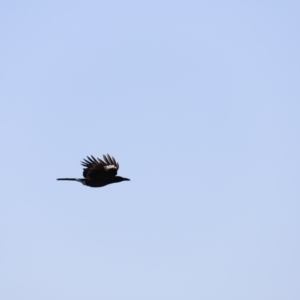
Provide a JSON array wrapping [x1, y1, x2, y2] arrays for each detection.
[[57, 154, 130, 188]]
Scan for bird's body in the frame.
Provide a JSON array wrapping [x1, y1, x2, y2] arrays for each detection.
[[57, 154, 130, 188]]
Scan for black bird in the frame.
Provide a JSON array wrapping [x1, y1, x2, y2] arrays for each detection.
[[57, 154, 130, 188]]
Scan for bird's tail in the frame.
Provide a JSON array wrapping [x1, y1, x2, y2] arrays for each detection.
[[57, 178, 79, 181]]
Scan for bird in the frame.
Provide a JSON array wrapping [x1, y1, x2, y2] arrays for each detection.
[[57, 154, 130, 188]]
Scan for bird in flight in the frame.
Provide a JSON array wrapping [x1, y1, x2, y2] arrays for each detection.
[[57, 154, 130, 188]]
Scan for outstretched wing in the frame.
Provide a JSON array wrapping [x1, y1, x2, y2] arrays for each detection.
[[81, 154, 119, 180]]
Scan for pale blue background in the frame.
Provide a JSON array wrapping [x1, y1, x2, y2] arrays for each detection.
[[1, 1, 299, 299]]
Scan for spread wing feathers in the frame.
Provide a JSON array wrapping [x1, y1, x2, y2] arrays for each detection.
[[81, 154, 119, 179]]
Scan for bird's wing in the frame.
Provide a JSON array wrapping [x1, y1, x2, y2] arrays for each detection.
[[81, 154, 119, 180]]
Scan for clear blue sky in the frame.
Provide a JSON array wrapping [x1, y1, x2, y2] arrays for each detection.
[[1, 1, 299, 299]]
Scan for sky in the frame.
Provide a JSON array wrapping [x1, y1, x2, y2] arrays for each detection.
[[1, 1, 299, 299]]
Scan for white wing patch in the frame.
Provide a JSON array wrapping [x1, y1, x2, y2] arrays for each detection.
[[104, 165, 117, 170]]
